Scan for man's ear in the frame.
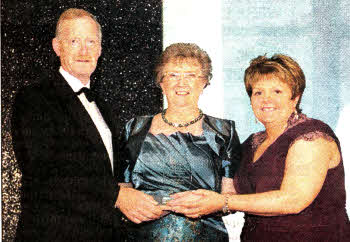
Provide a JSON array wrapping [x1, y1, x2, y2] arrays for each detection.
[[52, 38, 60, 56], [159, 82, 167, 95], [98, 46, 102, 58]]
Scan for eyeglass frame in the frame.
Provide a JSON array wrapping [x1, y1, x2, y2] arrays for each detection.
[[161, 72, 207, 82]]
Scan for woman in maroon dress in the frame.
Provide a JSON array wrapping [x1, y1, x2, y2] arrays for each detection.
[[167, 54, 349, 241]]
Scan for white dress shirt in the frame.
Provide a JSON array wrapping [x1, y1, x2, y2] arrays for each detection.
[[59, 67, 114, 172]]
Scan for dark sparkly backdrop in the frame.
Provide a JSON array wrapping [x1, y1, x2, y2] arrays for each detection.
[[1, 1, 163, 241]]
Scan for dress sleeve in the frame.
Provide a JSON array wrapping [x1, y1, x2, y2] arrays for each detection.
[[222, 120, 241, 178], [117, 118, 136, 183], [291, 131, 336, 147]]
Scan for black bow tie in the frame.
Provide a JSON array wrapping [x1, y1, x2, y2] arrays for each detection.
[[76, 87, 96, 102]]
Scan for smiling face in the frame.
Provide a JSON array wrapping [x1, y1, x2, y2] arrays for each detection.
[[160, 58, 207, 109], [251, 75, 299, 127], [52, 16, 101, 84]]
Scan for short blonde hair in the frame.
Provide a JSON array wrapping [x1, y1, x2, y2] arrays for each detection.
[[155, 43, 212, 87], [55, 8, 102, 40], [244, 54, 306, 112]]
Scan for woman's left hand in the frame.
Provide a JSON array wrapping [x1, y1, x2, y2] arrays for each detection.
[[166, 189, 224, 218]]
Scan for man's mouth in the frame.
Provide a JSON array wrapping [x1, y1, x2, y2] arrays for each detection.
[[175, 91, 190, 95], [76, 59, 90, 63]]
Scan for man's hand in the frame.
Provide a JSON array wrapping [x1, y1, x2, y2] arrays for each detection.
[[115, 187, 169, 223]]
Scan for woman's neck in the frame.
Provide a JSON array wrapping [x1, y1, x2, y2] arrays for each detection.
[[165, 105, 201, 123], [264, 121, 288, 142]]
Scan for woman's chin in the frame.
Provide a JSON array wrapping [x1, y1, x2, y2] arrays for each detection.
[[169, 101, 197, 109], [256, 116, 276, 125]]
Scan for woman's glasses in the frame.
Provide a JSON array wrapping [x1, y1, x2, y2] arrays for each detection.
[[163, 72, 205, 82]]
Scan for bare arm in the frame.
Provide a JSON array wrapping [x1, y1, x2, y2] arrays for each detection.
[[221, 177, 236, 194], [226, 137, 340, 215], [168, 137, 340, 217]]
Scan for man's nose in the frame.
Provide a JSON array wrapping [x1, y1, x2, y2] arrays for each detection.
[[79, 42, 88, 55]]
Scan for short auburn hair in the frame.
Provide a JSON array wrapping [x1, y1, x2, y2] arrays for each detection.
[[154, 43, 212, 87], [244, 54, 306, 112]]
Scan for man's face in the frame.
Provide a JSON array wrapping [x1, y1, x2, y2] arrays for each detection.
[[53, 16, 101, 84]]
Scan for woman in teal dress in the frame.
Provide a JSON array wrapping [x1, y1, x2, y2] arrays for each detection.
[[116, 43, 241, 241]]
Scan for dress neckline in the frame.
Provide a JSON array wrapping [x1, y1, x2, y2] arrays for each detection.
[[251, 113, 309, 165], [149, 130, 204, 137], [149, 113, 206, 137]]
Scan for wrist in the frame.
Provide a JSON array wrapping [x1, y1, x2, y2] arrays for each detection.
[[222, 194, 231, 214], [115, 186, 127, 208]]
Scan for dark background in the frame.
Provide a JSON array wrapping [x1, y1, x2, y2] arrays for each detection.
[[1, 1, 163, 240]]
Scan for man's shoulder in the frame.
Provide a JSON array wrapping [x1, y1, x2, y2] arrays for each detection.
[[14, 70, 61, 106], [15, 82, 44, 105]]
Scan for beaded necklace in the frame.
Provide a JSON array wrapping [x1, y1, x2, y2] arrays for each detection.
[[161, 109, 203, 128]]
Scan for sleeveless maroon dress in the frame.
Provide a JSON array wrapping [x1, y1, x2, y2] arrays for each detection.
[[235, 115, 350, 241]]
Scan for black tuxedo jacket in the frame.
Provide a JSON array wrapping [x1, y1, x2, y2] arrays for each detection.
[[12, 71, 123, 241]]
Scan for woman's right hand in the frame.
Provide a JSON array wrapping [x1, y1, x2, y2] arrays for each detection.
[[116, 187, 169, 223], [167, 189, 224, 218]]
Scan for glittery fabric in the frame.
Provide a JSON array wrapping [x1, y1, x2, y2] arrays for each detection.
[[1, 1, 162, 241]]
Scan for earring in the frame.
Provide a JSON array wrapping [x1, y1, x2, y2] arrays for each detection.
[[294, 110, 299, 120], [255, 117, 258, 124]]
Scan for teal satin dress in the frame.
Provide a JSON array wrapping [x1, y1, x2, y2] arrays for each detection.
[[118, 115, 241, 241]]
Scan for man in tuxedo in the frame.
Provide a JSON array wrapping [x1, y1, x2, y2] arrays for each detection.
[[12, 8, 124, 241]]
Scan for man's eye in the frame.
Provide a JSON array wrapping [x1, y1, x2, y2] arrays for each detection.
[[87, 40, 96, 45], [168, 73, 179, 78], [275, 90, 282, 94], [71, 39, 79, 46]]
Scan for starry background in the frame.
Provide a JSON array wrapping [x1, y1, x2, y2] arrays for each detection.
[[1, 0, 163, 241]]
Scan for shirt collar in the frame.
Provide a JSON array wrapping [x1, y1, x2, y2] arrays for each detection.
[[59, 67, 90, 92]]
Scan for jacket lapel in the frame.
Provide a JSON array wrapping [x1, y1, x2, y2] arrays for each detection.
[[49, 72, 108, 154], [202, 115, 226, 158], [125, 116, 153, 162], [96, 99, 121, 174]]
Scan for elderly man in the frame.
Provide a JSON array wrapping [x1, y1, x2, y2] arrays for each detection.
[[12, 8, 127, 241]]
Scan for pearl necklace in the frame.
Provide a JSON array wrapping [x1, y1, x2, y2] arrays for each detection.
[[161, 109, 203, 128]]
